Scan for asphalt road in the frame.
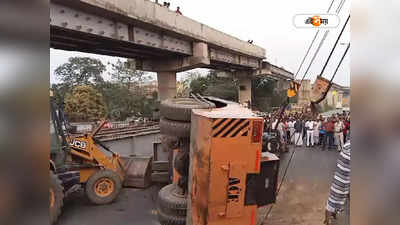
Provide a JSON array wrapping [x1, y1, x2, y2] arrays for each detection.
[[57, 145, 349, 225], [263, 145, 349, 225]]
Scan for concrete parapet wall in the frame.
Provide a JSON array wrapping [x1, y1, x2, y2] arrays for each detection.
[[79, 0, 265, 58]]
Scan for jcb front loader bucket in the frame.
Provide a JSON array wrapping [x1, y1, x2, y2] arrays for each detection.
[[120, 156, 152, 188]]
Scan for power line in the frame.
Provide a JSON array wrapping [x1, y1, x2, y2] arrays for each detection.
[[300, 30, 330, 81], [293, 0, 336, 80], [336, 0, 346, 13], [327, 0, 336, 11], [294, 31, 320, 79], [296, 0, 347, 83], [318, 15, 350, 77], [329, 43, 350, 83]]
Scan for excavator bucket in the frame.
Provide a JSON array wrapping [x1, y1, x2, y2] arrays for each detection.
[[120, 156, 152, 188], [310, 75, 330, 102]]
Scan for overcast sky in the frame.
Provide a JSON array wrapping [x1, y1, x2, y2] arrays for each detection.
[[50, 0, 350, 86]]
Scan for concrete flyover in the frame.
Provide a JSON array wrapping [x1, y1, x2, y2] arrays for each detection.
[[255, 61, 294, 81], [50, 0, 287, 104]]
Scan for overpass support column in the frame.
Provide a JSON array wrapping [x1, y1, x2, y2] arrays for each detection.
[[157, 72, 176, 101], [236, 71, 252, 107]]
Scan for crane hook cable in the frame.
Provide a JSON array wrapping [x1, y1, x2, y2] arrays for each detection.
[[312, 43, 350, 105], [318, 14, 350, 79]]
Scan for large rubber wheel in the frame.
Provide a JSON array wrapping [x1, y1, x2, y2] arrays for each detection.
[[157, 208, 186, 225], [50, 171, 64, 225], [173, 151, 189, 177], [85, 169, 122, 205], [267, 137, 280, 153], [160, 98, 215, 122], [160, 118, 191, 138], [158, 183, 187, 216]]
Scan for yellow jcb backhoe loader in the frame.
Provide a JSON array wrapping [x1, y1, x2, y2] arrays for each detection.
[[49, 94, 151, 224]]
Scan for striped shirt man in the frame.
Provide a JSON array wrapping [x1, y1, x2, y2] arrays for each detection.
[[326, 142, 351, 213]]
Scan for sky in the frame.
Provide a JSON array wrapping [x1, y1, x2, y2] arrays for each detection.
[[50, 0, 350, 86]]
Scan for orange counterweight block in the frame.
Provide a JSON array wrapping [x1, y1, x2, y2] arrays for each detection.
[[188, 104, 280, 225]]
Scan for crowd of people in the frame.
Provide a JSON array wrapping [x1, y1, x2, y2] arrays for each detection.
[[264, 111, 350, 152]]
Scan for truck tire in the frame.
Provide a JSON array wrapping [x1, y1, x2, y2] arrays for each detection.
[[158, 183, 187, 216], [85, 169, 122, 205], [50, 171, 64, 225], [157, 208, 186, 225], [160, 98, 215, 122], [173, 151, 189, 177], [160, 118, 191, 138], [267, 137, 280, 153]]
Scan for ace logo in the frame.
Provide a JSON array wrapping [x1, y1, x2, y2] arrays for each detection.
[[227, 177, 242, 203], [70, 140, 87, 149]]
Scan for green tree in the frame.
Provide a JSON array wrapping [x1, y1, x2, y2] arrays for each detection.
[[108, 59, 151, 89], [189, 76, 209, 94], [51, 83, 70, 107], [55, 57, 106, 87], [99, 82, 156, 121], [204, 77, 238, 101], [64, 85, 107, 122], [188, 70, 238, 101], [99, 82, 134, 120]]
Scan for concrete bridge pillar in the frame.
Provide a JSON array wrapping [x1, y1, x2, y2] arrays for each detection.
[[236, 71, 252, 107], [157, 72, 177, 101]]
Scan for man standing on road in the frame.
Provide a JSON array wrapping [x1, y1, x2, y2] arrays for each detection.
[[277, 120, 285, 145], [320, 118, 327, 150], [289, 118, 295, 144], [305, 119, 314, 147], [343, 117, 350, 142], [325, 118, 335, 149], [313, 118, 320, 146], [324, 142, 351, 225], [294, 118, 303, 146], [334, 117, 345, 152]]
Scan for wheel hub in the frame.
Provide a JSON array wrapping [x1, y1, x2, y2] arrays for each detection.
[[94, 178, 114, 197]]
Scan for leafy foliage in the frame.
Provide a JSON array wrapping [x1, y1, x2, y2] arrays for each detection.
[[55, 57, 106, 87], [187, 70, 238, 101], [252, 77, 297, 111], [53, 57, 158, 121], [64, 85, 107, 122], [108, 59, 151, 89], [99, 82, 157, 121]]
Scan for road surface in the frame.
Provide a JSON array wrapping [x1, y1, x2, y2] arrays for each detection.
[[263, 146, 349, 225]]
